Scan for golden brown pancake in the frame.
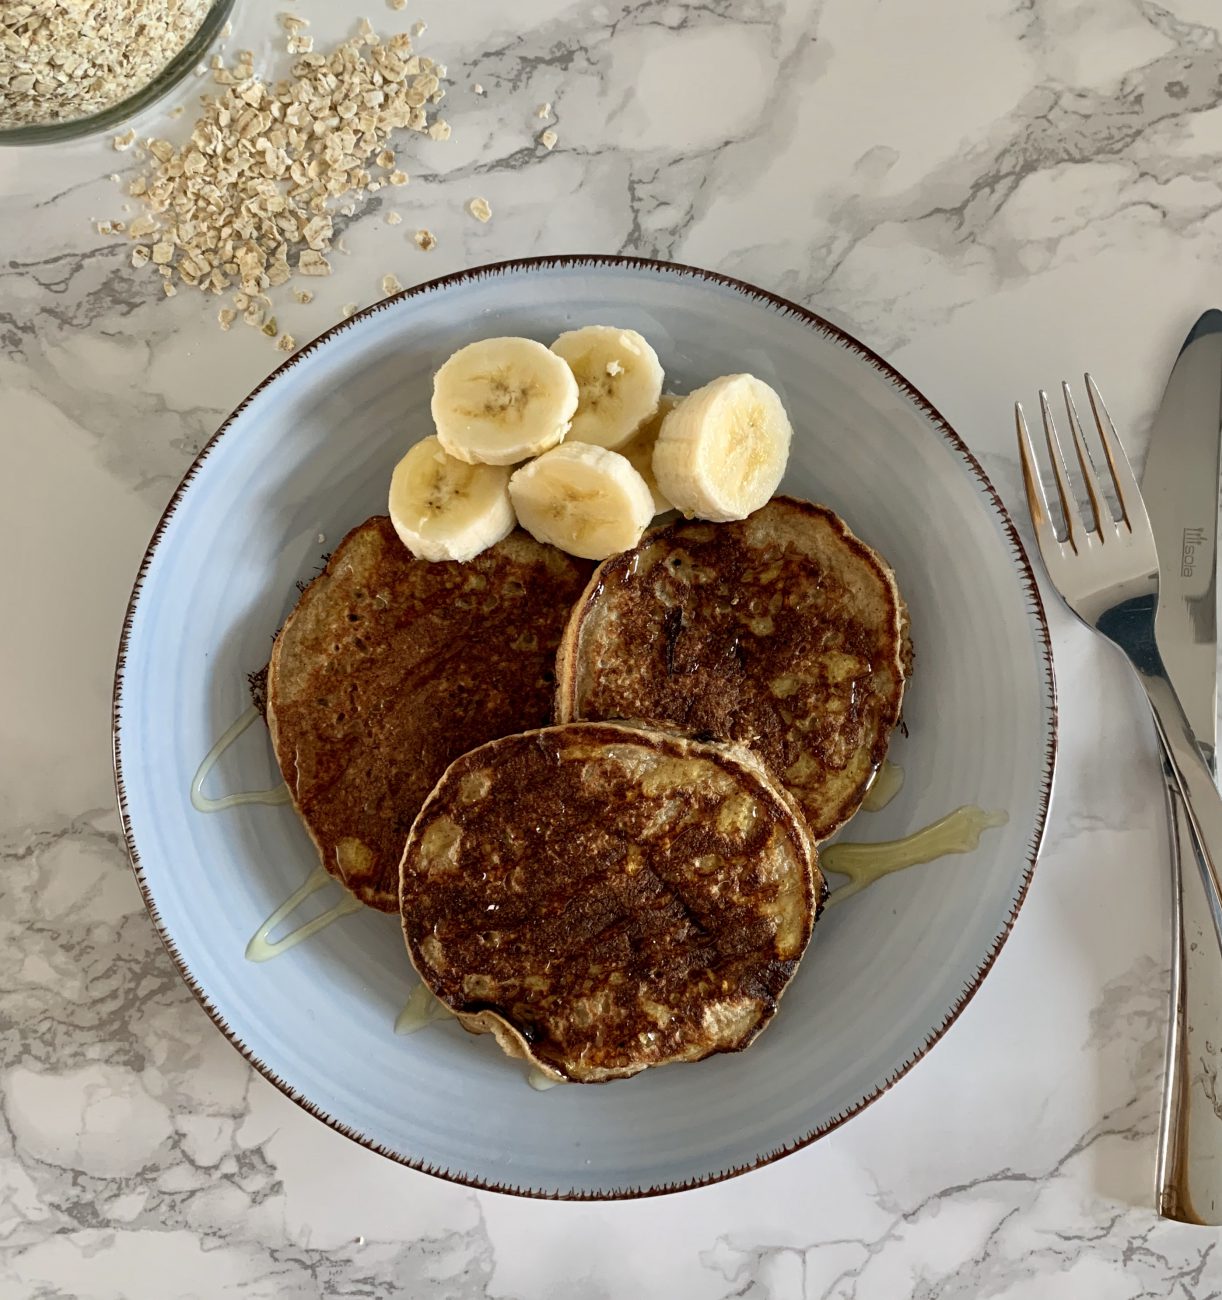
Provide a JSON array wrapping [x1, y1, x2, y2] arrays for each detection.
[[400, 720, 821, 1083], [555, 497, 909, 841], [267, 517, 593, 911]]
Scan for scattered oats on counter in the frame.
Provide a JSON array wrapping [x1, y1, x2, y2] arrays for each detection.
[[218, 307, 236, 329], [412, 21, 426, 36], [427, 120, 451, 141], [472, 82, 484, 95], [539, 128, 558, 150], [113, 129, 137, 151], [293, 288, 314, 304], [385, 211, 403, 225], [381, 272, 403, 295], [414, 228, 437, 251], [341, 302, 359, 318], [389, 0, 407, 7], [0, 0, 215, 129], [468, 197, 492, 223], [102, 20, 450, 330], [277, 333, 296, 352], [536, 102, 552, 118]]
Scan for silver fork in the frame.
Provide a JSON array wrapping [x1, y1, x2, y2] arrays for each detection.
[[1014, 377, 1222, 948]]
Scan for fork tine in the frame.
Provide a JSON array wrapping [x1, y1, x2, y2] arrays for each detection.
[[1061, 382, 1106, 537], [1084, 373, 1135, 530], [1039, 389, 1084, 552], [1014, 401, 1061, 553]]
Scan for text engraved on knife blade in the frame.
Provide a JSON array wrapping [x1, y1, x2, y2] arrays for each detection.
[[1182, 526, 1209, 579]]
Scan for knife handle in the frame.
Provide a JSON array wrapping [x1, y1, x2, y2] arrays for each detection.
[[1144, 674, 1222, 948], [1156, 763, 1222, 1224]]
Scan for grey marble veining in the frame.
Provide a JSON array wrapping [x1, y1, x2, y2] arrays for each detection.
[[5, 0, 1222, 1294]]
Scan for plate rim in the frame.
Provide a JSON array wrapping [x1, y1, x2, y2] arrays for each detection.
[[111, 253, 1058, 1200]]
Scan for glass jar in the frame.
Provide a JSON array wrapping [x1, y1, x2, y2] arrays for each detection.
[[0, 0, 235, 145]]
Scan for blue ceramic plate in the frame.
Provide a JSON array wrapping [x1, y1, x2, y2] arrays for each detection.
[[114, 257, 1055, 1198]]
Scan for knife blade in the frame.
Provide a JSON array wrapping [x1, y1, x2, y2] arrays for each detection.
[[1144, 309, 1222, 762], [1144, 309, 1222, 1224]]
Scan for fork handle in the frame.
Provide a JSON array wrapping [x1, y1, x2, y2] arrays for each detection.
[[1144, 674, 1222, 951], [1155, 760, 1222, 1225]]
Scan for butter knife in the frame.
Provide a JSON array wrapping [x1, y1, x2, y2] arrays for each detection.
[[1144, 309, 1222, 1224]]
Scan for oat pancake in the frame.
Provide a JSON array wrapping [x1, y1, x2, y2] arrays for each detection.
[[555, 497, 909, 840], [267, 516, 593, 910], [399, 720, 821, 1083]]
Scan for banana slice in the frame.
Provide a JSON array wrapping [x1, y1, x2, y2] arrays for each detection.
[[651, 373, 792, 522], [509, 443, 654, 561], [432, 336, 579, 466], [618, 393, 679, 514], [389, 435, 516, 562], [549, 326, 665, 451]]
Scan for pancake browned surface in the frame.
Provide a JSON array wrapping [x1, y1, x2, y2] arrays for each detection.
[[400, 721, 820, 1083], [267, 517, 593, 911], [556, 497, 909, 841]]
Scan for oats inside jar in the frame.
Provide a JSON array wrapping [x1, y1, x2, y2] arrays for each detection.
[[0, 0, 221, 130]]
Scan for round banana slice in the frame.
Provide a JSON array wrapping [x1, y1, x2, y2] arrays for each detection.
[[618, 392, 679, 514], [432, 336, 579, 466], [652, 373, 792, 522], [509, 443, 655, 561], [549, 326, 665, 451], [389, 435, 516, 562]]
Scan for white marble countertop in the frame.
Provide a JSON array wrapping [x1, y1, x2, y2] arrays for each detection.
[[5, 0, 1222, 1294]]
